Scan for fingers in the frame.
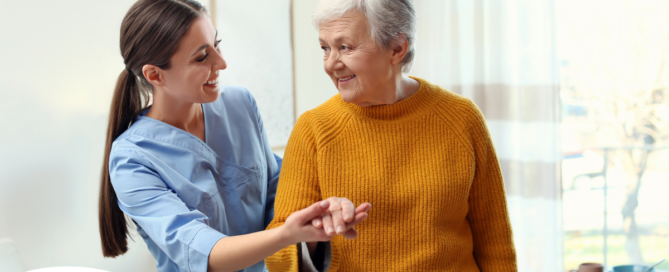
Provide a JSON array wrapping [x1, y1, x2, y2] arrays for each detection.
[[340, 211, 368, 240], [317, 199, 371, 237], [295, 201, 330, 224], [345, 211, 368, 230], [354, 202, 371, 214], [340, 199, 355, 223], [311, 217, 323, 228], [343, 227, 358, 240], [331, 209, 346, 235], [321, 213, 334, 235]]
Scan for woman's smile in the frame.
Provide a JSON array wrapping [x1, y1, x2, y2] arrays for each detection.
[[204, 77, 219, 90], [337, 74, 356, 85]]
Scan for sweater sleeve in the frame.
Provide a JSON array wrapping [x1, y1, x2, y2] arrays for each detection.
[[465, 102, 518, 271], [265, 112, 323, 272]]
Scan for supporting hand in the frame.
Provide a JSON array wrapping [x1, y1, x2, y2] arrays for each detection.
[[311, 197, 371, 238]]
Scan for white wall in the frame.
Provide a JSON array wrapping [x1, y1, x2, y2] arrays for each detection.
[[292, 0, 339, 118], [0, 1, 157, 271]]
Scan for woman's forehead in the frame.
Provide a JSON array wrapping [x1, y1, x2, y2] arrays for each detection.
[[178, 16, 217, 55], [319, 11, 369, 42]]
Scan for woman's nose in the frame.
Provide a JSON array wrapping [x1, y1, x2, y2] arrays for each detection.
[[325, 52, 343, 72], [213, 48, 227, 71]]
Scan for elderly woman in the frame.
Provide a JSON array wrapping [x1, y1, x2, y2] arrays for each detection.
[[265, 0, 517, 271]]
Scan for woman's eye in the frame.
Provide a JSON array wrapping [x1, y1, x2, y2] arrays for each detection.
[[340, 45, 349, 50], [321, 46, 329, 51], [197, 54, 208, 62], [214, 39, 222, 48]]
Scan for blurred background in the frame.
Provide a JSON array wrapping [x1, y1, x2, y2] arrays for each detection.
[[0, 0, 667, 271]]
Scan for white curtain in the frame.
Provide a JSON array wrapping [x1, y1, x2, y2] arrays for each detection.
[[411, 1, 562, 271]]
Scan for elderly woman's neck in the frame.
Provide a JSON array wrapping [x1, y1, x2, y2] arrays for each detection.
[[350, 75, 420, 107], [392, 75, 420, 104]]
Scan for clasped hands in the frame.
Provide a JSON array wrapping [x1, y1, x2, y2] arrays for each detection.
[[283, 197, 371, 246]]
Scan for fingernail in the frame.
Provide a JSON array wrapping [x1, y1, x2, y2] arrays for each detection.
[[320, 201, 329, 208], [327, 227, 334, 234], [336, 226, 344, 234], [344, 214, 352, 221]]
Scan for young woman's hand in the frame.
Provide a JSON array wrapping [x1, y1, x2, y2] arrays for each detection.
[[280, 201, 336, 244], [280, 199, 370, 246], [311, 197, 371, 239]]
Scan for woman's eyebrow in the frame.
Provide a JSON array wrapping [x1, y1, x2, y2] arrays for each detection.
[[319, 36, 346, 45], [191, 44, 210, 56], [191, 30, 219, 56]]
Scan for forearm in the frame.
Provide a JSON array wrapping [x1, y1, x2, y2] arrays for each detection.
[[207, 226, 292, 272]]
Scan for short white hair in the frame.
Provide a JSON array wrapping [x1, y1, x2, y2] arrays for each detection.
[[313, 0, 416, 73]]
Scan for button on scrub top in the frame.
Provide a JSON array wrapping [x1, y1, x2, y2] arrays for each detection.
[[109, 86, 280, 272]]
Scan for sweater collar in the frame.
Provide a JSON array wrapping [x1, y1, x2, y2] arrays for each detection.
[[337, 76, 440, 121]]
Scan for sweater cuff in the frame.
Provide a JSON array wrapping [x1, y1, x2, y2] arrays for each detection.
[[187, 226, 226, 272], [299, 242, 331, 272]]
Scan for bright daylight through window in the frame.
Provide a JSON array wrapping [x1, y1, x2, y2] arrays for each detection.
[[558, 0, 669, 270]]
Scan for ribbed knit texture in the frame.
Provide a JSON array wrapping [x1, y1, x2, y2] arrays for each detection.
[[265, 77, 517, 272]]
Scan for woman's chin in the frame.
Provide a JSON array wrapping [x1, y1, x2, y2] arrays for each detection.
[[339, 92, 371, 107], [339, 90, 358, 103], [200, 89, 220, 103]]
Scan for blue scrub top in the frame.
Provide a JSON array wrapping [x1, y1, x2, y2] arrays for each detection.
[[109, 86, 281, 272]]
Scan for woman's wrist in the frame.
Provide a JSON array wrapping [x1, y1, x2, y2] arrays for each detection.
[[275, 224, 298, 246]]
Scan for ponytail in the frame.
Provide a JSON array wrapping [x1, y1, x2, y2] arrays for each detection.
[[98, 70, 146, 257]]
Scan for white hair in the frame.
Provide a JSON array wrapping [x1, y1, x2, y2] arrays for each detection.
[[313, 0, 416, 73]]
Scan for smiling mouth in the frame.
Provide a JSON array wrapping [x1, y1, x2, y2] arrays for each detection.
[[204, 79, 218, 85], [338, 75, 356, 82]]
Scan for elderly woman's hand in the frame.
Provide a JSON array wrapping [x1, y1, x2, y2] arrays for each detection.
[[311, 197, 371, 238]]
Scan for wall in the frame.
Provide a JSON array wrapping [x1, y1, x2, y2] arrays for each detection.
[[0, 1, 159, 271]]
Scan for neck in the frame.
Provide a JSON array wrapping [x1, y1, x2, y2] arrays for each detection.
[[394, 74, 420, 104], [147, 89, 204, 136], [357, 74, 419, 107]]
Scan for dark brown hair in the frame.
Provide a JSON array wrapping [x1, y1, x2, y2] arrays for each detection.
[[99, 0, 207, 257]]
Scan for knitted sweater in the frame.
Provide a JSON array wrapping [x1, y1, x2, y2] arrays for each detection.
[[265, 77, 517, 272]]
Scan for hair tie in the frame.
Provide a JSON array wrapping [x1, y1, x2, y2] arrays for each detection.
[[125, 67, 134, 75]]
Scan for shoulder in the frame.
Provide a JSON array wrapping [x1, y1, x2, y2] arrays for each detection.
[[421, 80, 485, 130], [292, 95, 352, 147], [109, 129, 151, 167], [415, 78, 490, 150]]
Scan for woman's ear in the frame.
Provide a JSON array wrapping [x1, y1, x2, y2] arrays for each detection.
[[390, 33, 409, 66], [142, 64, 165, 87]]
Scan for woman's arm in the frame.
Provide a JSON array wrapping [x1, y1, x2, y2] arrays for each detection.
[[207, 201, 329, 272], [464, 103, 518, 271], [264, 112, 326, 272], [208, 201, 367, 272]]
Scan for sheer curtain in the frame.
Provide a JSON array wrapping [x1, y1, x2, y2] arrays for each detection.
[[411, 1, 562, 271]]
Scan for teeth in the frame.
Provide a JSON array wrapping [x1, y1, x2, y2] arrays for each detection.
[[339, 75, 355, 81], [206, 79, 218, 85]]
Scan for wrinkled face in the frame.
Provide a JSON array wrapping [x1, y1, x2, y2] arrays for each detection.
[[160, 15, 227, 104], [319, 10, 395, 106]]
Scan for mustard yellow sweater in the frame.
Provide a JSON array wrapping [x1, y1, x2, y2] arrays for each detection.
[[266, 77, 517, 271]]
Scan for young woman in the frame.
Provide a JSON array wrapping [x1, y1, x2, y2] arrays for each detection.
[[97, 1, 370, 271]]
